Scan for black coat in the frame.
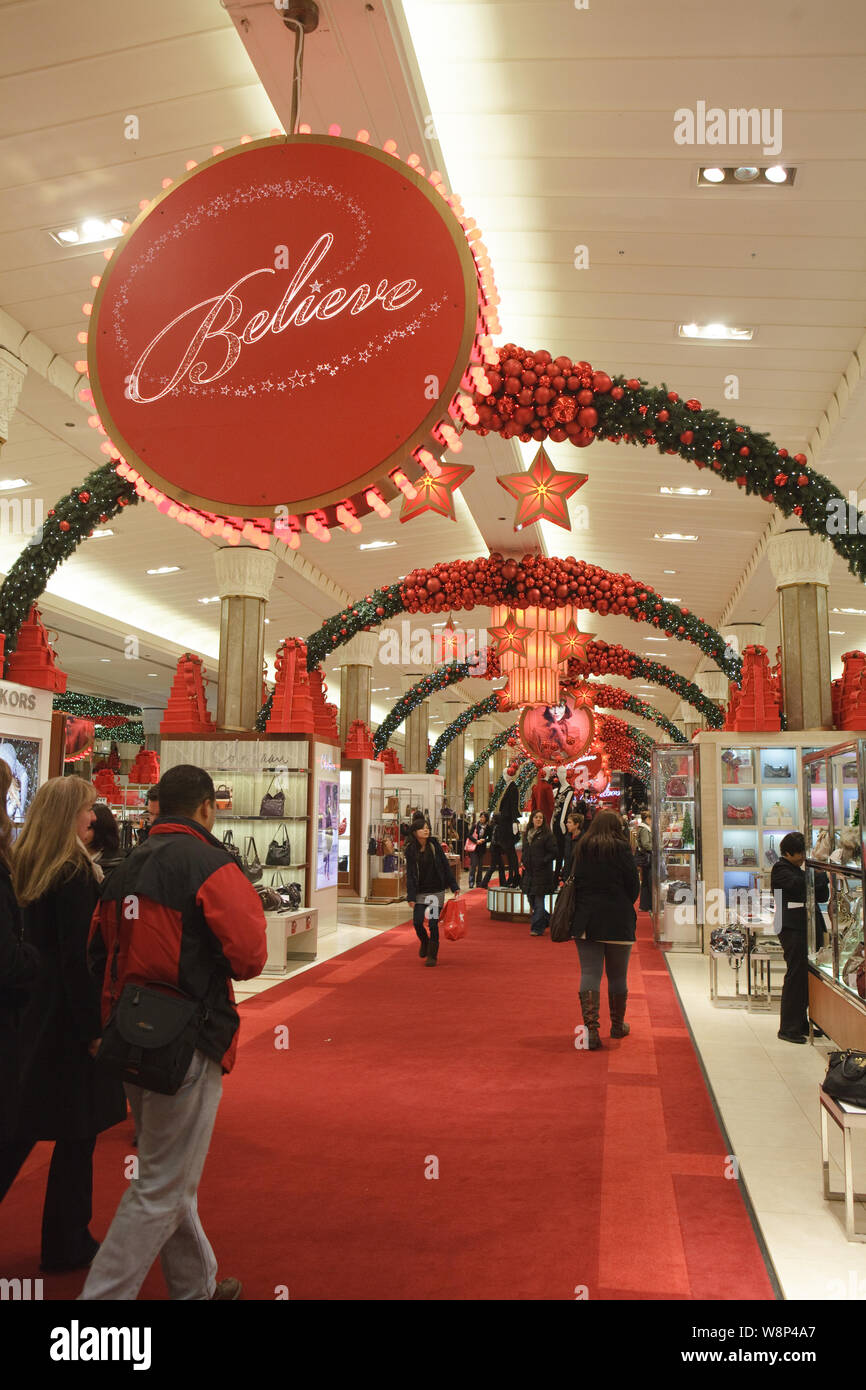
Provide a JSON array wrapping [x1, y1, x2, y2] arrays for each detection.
[[15, 864, 126, 1140], [562, 831, 582, 881], [404, 836, 458, 901], [497, 782, 520, 846], [521, 828, 557, 896], [771, 857, 828, 932], [0, 862, 39, 1143], [571, 843, 641, 943]]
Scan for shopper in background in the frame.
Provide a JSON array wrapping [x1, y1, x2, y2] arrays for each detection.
[[570, 809, 641, 1050], [481, 811, 520, 889], [87, 804, 125, 878], [0, 776, 125, 1272], [404, 812, 459, 968], [562, 809, 584, 881], [520, 811, 557, 937], [772, 831, 829, 1044], [137, 785, 161, 843], [81, 763, 268, 1301], [0, 759, 39, 1147], [636, 809, 653, 911], [466, 810, 490, 889]]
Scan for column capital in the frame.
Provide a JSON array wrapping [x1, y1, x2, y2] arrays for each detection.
[[695, 671, 729, 701], [767, 527, 833, 589], [473, 720, 494, 742], [721, 622, 767, 659], [0, 348, 27, 446], [338, 630, 380, 668], [214, 546, 278, 602]]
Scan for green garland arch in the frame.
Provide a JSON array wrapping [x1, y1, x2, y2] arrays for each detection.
[[463, 725, 519, 807]]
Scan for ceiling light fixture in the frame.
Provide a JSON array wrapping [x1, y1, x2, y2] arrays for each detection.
[[645, 637, 669, 643], [197, 595, 220, 604], [654, 533, 698, 542], [733, 166, 760, 182], [47, 215, 128, 248], [678, 323, 753, 341], [764, 165, 788, 183], [146, 566, 181, 575], [663, 569, 677, 575], [698, 165, 796, 187], [0, 478, 31, 492], [829, 630, 846, 635], [662, 596, 682, 603], [359, 539, 397, 551], [89, 529, 114, 538], [701, 166, 725, 183], [659, 486, 711, 497], [832, 607, 866, 616]]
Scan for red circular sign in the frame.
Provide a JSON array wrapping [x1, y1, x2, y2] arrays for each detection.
[[89, 137, 480, 518], [518, 698, 595, 766]]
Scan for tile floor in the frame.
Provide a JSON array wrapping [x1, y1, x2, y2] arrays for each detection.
[[668, 950, 866, 1300], [235, 896, 866, 1300]]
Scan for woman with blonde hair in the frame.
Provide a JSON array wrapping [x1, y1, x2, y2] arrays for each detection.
[[0, 776, 125, 1272], [0, 760, 39, 1145]]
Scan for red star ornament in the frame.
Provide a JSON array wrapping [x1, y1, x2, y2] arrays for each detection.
[[568, 682, 596, 709], [551, 620, 596, 663], [488, 610, 534, 660], [439, 618, 461, 659], [497, 447, 588, 530], [398, 462, 474, 522]]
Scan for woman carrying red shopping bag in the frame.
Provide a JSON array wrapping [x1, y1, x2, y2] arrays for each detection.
[[404, 813, 459, 968]]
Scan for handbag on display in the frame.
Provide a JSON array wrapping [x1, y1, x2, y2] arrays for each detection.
[[256, 885, 283, 912], [822, 1051, 866, 1109], [215, 784, 233, 811], [763, 763, 790, 780], [665, 776, 688, 798], [709, 926, 747, 959], [243, 836, 263, 884], [368, 836, 378, 855], [221, 829, 244, 870], [266, 824, 293, 867], [550, 878, 576, 943], [260, 776, 285, 818], [740, 847, 758, 867], [384, 795, 399, 814], [765, 835, 779, 866], [726, 803, 755, 823]]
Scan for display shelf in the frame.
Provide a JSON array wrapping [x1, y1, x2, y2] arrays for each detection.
[[651, 744, 702, 951]]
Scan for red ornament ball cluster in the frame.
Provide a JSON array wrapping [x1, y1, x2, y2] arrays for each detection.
[[400, 553, 661, 620], [470, 344, 612, 447]]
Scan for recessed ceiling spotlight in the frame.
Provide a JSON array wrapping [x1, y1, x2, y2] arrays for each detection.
[[663, 569, 677, 575], [146, 566, 181, 575], [678, 323, 753, 341], [832, 607, 866, 616], [100, 658, 111, 663], [147, 672, 159, 677], [698, 165, 796, 188], [702, 166, 725, 183], [0, 478, 31, 491], [662, 596, 682, 603], [829, 630, 846, 635], [733, 166, 761, 182], [89, 529, 114, 538], [654, 533, 698, 542], [659, 486, 711, 496], [359, 539, 397, 551], [764, 165, 788, 183], [645, 637, 669, 642], [197, 595, 220, 604]]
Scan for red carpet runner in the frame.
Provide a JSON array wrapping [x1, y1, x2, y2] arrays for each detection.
[[0, 897, 775, 1300]]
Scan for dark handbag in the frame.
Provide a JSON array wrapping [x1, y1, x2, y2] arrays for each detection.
[[215, 783, 233, 810], [260, 776, 285, 818], [222, 829, 244, 869], [120, 819, 135, 853], [550, 878, 575, 942], [266, 824, 293, 866], [763, 763, 789, 780], [95, 981, 207, 1096], [272, 878, 302, 912], [256, 885, 283, 911], [243, 835, 263, 883], [822, 1051, 866, 1108]]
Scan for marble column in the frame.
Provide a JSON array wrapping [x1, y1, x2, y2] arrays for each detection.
[[767, 528, 833, 730], [0, 349, 27, 451], [445, 731, 465, 810], [472, 720, 493, 814], [403, 700, 429, 774], [214, 546, 278, 732], [493, 744, 508, 785], [338, 631, 379, 747]]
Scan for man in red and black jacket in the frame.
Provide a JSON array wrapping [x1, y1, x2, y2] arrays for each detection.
[[81, 764, 267, 1302]]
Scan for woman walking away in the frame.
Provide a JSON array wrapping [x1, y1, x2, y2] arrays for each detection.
[[0, 760, 39, 1148], [405, 813, 459, 968], [561, 809, 584, 881], [0, 776, 126, 1271], [521, 811, 557, 936], [571, 809, 640, 1050], [466, 811, 490, 889]]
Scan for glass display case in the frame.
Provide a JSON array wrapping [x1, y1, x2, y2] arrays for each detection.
[[721, 744, 799, 897], [651, 744, 702, 949], [805, 741, 866, 1022], [338, 769, 352, 887]]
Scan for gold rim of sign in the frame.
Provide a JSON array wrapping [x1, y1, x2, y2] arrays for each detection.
[[87, 134, 482, 521]]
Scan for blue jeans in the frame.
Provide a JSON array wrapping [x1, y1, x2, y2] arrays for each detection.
[[530, 894, 549, 933]]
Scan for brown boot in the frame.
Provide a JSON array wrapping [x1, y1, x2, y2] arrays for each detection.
[[609, 992, 630, 1038], [578, 990, 602, 1050]]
